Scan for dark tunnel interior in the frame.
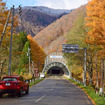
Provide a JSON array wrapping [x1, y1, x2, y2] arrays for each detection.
[[47, 66, 64, 75]]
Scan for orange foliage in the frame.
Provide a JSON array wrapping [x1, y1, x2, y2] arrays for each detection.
[[85, 0, 105, 45], [0, 1, 18, 47], [27, 35, 46, 66]]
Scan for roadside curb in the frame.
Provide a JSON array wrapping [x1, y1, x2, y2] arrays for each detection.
[[82, 88, 96, 105], [29, 78, 44, 87], [66, 78, 96, 105]]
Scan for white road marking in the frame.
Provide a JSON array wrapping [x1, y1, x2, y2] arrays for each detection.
[[35, 95, 46, 103], [50, 89, 54, 91]]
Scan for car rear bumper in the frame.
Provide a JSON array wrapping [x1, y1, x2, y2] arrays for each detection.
[[0, 89, 20, 94]]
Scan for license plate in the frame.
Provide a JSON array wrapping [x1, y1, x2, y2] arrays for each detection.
[[5, 83, 10, 86]]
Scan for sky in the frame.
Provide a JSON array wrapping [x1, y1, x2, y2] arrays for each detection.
[[4, 0, 88, 10]]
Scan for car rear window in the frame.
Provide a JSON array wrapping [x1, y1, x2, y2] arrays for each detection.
[[2, 78, 17, 81]]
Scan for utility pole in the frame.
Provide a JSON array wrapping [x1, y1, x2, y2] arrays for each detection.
[[79, 47, 87, 86], [18, 5, 23, 30], [62, 44, 87, 85], [8, 5, 14, 76], [0, 8, 12, 47], [19, 5, 22, 16], [32, 61, 34, 77], [26, 48, 31, 75], [28, 48, 31, 75], [84, 48, 87, 86]]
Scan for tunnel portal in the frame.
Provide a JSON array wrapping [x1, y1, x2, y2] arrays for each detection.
[[43, 62, 70, 76], [42, 52, 71, 77], [47, 66, 64, 75]]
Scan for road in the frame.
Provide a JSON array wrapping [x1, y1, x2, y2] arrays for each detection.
[[0, 77, 94, 105]]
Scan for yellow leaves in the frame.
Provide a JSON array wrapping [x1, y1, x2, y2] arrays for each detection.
[[13, 52, 24, 55], [27, 35, 46, 69], [72, 65, 83, 74], [85, 0, 105, 47], [71, 64, 83, 80], [0, 1, 18, 47], [0, 2, 6, 8]]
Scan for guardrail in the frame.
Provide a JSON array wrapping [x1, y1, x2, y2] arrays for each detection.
[[65, 75, 83, 85], [71, 78, 83, 85], [66, 75, 105, 97], [26, 77, 41, 84]]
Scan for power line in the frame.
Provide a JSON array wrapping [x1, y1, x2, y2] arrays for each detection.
[[4, 0, 15, 8], [6, 0, 13, 6], [11, 0, 17, 6], [6, 0, 20, 8], [6, 4, 12, 9]]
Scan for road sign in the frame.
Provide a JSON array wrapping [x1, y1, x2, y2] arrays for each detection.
[[62, 44, 79, 53], [50, 56, 62, 58], [34, 68, 39, 77]]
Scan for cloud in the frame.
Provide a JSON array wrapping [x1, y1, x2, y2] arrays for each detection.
[[35, 0, 88, 9]]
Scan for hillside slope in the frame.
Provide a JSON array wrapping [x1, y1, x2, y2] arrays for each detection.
[[34, 5, 86, 54], [16, 6, 72, 37]]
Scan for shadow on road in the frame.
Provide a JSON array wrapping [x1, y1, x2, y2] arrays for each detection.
[[1, 92, 28, 98]]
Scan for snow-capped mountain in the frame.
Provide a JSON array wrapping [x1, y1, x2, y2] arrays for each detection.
[[23, 6, 73, 17]]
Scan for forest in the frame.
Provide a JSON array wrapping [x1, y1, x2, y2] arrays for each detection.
[[0, 0, 105, 92], [0, 1, 46, 79], [64, 0, 105, 92]]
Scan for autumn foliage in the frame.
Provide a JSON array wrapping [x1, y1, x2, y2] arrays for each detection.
[[85, 0, 105, 88], [85, 0, 105, 45], [0, 0, 18, 47], [0, 0, 18, 79], [27, 35, 46, 70], [34, 5, 86, 54], [64, 0, 105, 89]]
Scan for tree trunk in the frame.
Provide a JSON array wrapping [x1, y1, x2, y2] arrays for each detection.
[[95, 58, 99, 88], [102, 60, 104, 94], [104, 60, 105, 93], [102, 60, 104, 90], [99, 59, 104, 96], [89, 70, 93, 86]]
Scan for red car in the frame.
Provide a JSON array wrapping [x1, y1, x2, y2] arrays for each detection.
[[0, 76, 29, 97]]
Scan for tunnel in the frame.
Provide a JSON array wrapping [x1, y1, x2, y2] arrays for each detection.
[[43, 62, 70, 76], [47, 66, 64, 75]]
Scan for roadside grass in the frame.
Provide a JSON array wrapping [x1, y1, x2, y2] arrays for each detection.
[[68, 79, 105, 105], [29, 78, 44, 87]]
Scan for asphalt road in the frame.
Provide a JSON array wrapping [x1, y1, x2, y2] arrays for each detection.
[[0, 77, 94, 105]]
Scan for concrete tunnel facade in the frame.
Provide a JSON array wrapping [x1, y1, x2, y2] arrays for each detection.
[[43, 62, 70, 76], [42, 52, 71, 77]]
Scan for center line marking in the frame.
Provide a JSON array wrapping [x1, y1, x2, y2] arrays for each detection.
[[35, 95, 46, 103], [50, 89, 54, 91]]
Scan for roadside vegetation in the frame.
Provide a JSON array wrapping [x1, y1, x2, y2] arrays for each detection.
[[29, 78, 44, 87], [64, 0, 105, 101], [68, 79, 105, 105], [0, 1, 46, 80], [0, 0, 105, 103]]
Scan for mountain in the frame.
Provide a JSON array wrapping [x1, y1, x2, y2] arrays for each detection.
[[34, 5, 86, 54], [16, 6, 73, 37], [23, 6, 73, 17]]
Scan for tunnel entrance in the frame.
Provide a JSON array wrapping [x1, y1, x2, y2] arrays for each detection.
[[47, 66, 64, 75]]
